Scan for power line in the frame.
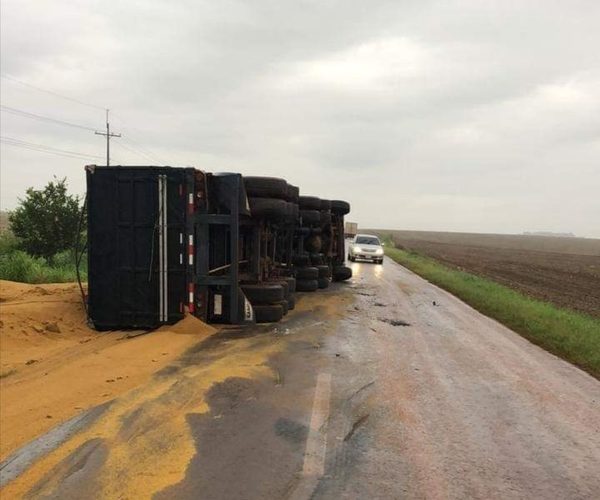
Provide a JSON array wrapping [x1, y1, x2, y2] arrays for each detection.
[[2, 74, 177, 165], [119, 135, 166, 165], [1, 135, 103, 160], [1, 73, 106, 110], [2, 103, 166, 166], [111, 113, 169, 165], [113, 138, 163, 164], [2, 142, 97, 160], [1, 136, 103, 160], [0, 104, 98, 131]]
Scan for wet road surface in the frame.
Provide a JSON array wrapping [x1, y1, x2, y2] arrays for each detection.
[[3, 257, 600, 499]]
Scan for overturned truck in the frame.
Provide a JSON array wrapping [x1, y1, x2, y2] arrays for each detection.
[[86, 166, 352, 329]]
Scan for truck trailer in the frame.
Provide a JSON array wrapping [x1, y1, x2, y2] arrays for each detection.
[[86, 166, 352, 329], [344, 221, 358, 238]]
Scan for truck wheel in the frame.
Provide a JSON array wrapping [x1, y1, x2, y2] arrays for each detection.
[[296, 279, 318, 292], [275, 300, 289, 315], [287, 294, 296, 310], [281, 202, 298, 223], [310, 253, 324, 265], [293, 254, 310, 266], [316, 264, 331, 278], [254, 304, 284, 323], [241, 283, 284, 304], [287, 184, 300, 203], [296, 266, 319, 280], [244, 177, 288, 199], [331, 200, 350, 215], [332, 265, 352, 281], [298, 196, 321, 210], [320, 211, 332, 225], [271, 280, 290, 299], [285, 202, 299, 222], [300, 210, 320, 225], [283, 276, 296, 293], [248, 197, 287, 220], [317, 277, 330, 289], [320, 199, 332, 211]]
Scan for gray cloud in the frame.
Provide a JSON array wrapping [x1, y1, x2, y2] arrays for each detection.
[[1, 0, 599, 236]]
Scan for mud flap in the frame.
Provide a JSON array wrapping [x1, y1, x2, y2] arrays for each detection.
[[207, 288, 255, 324], [239, 289, 256, 325]]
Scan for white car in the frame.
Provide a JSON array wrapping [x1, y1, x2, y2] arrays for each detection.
[[348, 234, 384, 264]]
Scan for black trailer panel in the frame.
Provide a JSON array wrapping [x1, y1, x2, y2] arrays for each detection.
[[86, 166, 190, 330]]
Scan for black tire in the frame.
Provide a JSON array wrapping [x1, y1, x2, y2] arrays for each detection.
[[310, 253, 324, 265], [305, 235, 322, 253], [331, 200, 350, 215], [332, 265, 352, 282], [298, 196, 321, 210], [244, 177, 288, 199], [293, 254, 310, 267], [300, 210, 320, 225], [296, 279, 318, 292], [271, 280, 290, 299], [285, 202, 299, 223], [316, 264, 331, 278], [241, 283, 284, 304], [290, 203, 299, 218], [283, 276, 296, 293], [317, 277, 330, 289], [296, 266, 319, 280], [320, 211, 332, 225], [249, 197, 287, 220], [275, 300, 289, 315], [254, 304, 284, 323], [287, 294, 296, 310], [286, 184, 300, 203], [377, 259, 383, 265], [320, 199, 332, 211]]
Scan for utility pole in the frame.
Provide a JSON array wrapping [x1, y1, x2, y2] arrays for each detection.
[[95, 109, 121, 166]]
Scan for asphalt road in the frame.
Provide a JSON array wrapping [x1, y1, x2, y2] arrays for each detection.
[[3, 257, 600, 499]]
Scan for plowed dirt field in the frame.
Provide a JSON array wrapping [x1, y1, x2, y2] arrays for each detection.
[[374, 230, 600, 317]]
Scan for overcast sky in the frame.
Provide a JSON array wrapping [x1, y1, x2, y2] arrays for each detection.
[[1, 0, 599, 237]]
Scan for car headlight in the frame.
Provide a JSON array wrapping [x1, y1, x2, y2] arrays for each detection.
[[352, 246, 362, 252], [375, 248, 384, 255]]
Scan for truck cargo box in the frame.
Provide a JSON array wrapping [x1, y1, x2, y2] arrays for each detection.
[[86, 166, 192, 330], [345, 221, 358, 238]]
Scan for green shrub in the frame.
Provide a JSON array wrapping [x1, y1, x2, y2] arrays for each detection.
[[0, 231, 20, 254], [0, 249, 87, 284], [0, 250, 47, 283], [9, 177, 83, 259]]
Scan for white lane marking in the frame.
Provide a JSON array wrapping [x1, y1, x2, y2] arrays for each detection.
[[288, 372, 332, 500], [303, 372, 332, 476]]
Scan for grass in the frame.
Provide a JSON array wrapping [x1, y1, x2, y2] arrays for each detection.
[[384, 245, 600, 379], [0, 232, 87, 284]]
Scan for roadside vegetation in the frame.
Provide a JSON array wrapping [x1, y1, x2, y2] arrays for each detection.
[[0, 178, 86, 284], [383, 240, 600, 378]]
